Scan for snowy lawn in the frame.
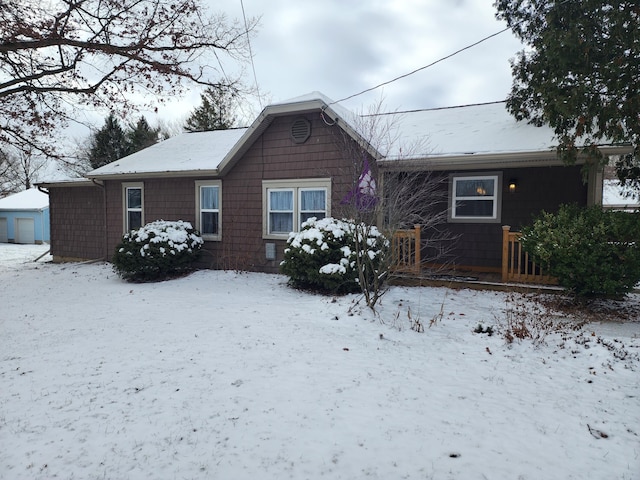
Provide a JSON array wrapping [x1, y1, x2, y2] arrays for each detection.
[[1, 244, 639, 480]]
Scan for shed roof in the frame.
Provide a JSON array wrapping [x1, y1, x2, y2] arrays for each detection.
[[0, 188, 49, 211]]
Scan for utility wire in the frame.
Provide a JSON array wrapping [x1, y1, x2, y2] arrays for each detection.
[[362, 99, 507, 117], [331, 27, 510, 106], [240, 0, 262, 109], [331, 0, 569, 107]]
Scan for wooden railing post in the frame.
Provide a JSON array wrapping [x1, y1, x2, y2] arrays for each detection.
[[389, 224, 422, 275], [413, 224, 421, 274], [502, 225, 511, 282]]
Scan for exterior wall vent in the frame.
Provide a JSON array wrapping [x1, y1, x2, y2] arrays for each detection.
[[265, 242, 276, 260], [290, 117, 311, 144]]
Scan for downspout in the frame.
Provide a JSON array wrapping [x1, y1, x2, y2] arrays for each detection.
[[37, 187, 49, 245], [41, 206, 46, 245], [91, 178, 108, 261]]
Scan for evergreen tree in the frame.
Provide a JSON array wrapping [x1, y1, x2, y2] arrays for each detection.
[[88, 113, 129, 169], [184, 86, 238, 132], [127, 116, 160, 155], [495, 1, 640, 193]]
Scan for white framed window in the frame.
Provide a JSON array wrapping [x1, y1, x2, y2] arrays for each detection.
[[449, 173, 501, 223], [123, 182, 144, 232], [299, 188, 328, 223], [195, 180, 222, 241], [268, 188, 295, 235], [263, 179, 331, 238]]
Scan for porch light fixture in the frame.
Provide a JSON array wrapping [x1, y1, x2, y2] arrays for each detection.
[[508, 179, 518, 194]]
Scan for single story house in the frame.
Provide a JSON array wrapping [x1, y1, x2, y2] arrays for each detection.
[[37, 92, 632, 276], [0, 188, 50, 244]]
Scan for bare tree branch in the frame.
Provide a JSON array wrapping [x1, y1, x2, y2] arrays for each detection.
[[0, 148, 47, 194], [0, 0, 258, 159], [332, 102, 457, 309]]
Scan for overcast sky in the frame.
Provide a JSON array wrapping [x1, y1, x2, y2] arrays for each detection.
[[47, 0, 524, 180], [194, 0, 525, 118], [65, 0, 525, 144]]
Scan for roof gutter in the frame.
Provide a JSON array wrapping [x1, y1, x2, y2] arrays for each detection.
[[87, 169, 220, 181], [36, 179, 96, 188], [378, 145, 633, 172]]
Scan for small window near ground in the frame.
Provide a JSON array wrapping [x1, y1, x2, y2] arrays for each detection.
[[263, 179, 330, 238], [195, 181, 222, 241], [123, 183, 144, 232], [449, 174, 501, 223]]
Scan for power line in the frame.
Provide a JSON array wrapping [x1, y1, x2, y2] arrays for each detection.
[[331, 27, 511, 106], [240, 0, 262, 109], [362, 100, 507, 117], [330, 0, 570, 107]]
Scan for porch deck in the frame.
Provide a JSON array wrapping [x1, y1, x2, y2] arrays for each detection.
[[389, 267, 565, 293], [390, 225, 563, 293]]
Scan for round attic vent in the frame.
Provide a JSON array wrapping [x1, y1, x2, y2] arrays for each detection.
[[290, 117, 311, 144]]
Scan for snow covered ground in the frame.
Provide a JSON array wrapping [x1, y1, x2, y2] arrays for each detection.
[[1, 243, 639, 480]]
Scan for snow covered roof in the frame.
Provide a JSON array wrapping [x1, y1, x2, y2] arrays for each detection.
[[270, 91, 359, 126], [378, 102, 633, 170], [263, 94, 631, 169], [215, 91, 373, 175], [388, 102, 556, 158], [603, 180, 639, 209], [0, 188, 49, 211], [73, 94, 355, 180], [88, 128, 248, 178], [83, 92, 633, 178]]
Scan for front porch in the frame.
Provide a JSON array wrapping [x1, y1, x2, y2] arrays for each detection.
[[390, 225, 561, 292]]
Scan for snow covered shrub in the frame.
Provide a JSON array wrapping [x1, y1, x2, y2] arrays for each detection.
[[280, 217, 388, 294], [112, 220, 204, 282], [520, 205, 640, 298]]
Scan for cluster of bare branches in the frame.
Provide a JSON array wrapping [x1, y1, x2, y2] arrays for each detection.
[[0, 149, 47, 196], [333, 99, 456, 309], [0, 0, 257, 159]]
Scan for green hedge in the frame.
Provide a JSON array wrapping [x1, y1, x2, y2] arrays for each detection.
[[521, 205, 640, 297]]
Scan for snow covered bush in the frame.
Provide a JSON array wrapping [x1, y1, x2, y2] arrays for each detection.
[[280, 217, 388, 295], [112, 220, 204, 282], [520, 205, 640, 298]]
